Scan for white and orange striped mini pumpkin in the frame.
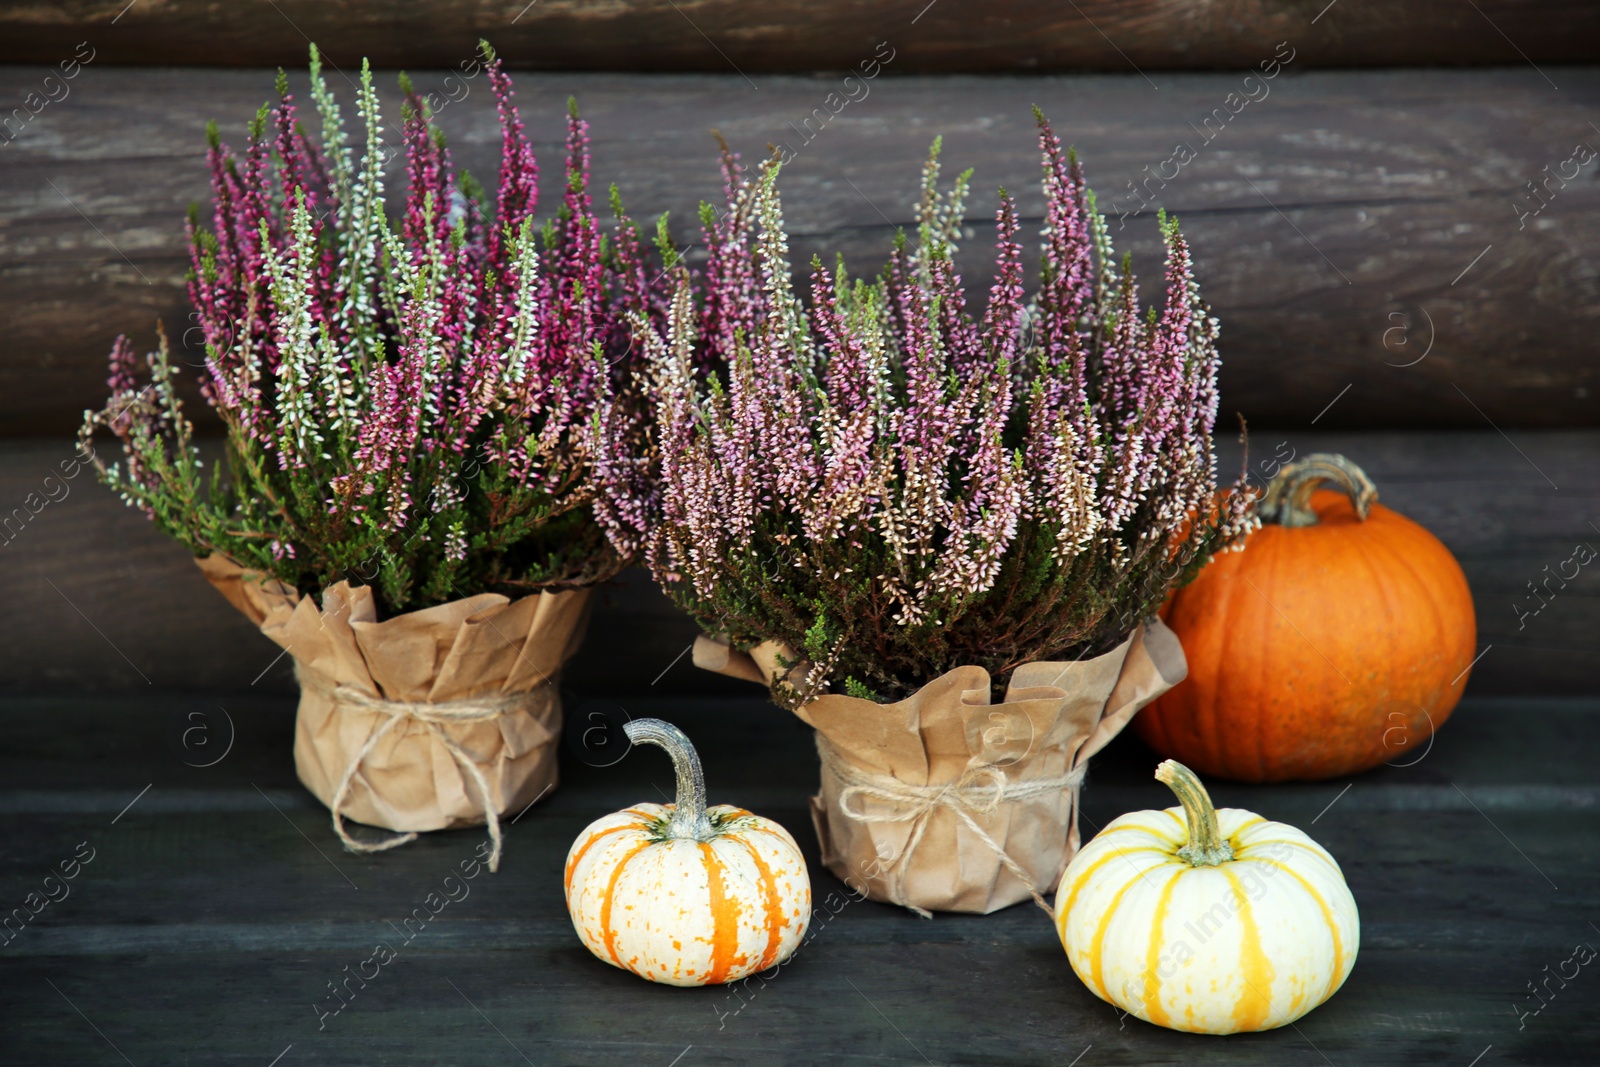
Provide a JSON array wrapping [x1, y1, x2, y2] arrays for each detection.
[[1056, 759, 1359, 1034], [565, 718, 810, 986]]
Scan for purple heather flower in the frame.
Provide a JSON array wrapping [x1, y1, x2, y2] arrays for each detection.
[[83, 44, 659, 611]]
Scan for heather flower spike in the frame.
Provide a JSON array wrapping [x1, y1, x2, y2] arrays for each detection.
[[83, 45, 657, 614], [602, 113, 1256, 705]]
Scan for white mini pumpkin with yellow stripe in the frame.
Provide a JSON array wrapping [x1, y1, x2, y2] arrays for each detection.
[[1056, 760, 1358, 1034], [565, 718, 811, 986]]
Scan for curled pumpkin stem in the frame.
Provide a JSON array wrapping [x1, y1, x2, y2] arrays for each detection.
[[1259, 453, 1378, 528], [624, 718, 714, 840], [1155, 759, 1234, 867]]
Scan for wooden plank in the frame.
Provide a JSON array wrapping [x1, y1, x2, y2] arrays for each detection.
[[2, 66, 1597, 435], [3, 430, 1597, 696], [0, 692, 1595, 1064], [2, 1, 1597, 72]]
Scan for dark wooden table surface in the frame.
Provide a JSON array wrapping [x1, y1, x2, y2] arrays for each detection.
[[2, 688, 1596, 1066]]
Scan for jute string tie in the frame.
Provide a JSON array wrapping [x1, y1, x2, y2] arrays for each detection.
[[820, 734, 1085, 919], [297, 664, 538, 872]]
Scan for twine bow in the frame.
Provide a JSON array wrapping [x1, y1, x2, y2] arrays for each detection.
[[820, 734, 1085, 919], [296, 665, 541, 873]]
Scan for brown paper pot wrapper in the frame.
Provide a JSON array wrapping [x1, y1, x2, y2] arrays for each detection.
[[196, 555, 591, 861], [694, 619, 1186, 915]]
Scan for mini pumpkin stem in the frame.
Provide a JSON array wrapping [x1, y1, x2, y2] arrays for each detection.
[[1155, 759, 1234, 867], [624, 718, 714, 840], [1259, 453, 1378, 528]]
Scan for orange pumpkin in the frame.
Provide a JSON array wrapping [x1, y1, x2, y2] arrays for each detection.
[[1137, 453, 1476, 781]]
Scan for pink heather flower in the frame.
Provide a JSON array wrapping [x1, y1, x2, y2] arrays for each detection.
[[601, 114, 1254, 700]]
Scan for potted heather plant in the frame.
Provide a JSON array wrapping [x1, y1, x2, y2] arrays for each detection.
[[81, 45, 656, 870], [599, 118, 1255, 914]]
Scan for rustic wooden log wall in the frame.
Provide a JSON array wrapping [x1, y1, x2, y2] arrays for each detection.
[[2, 5, 1594, 696], [2, 0, 1596, 71], [3, 66, 1597, 435]]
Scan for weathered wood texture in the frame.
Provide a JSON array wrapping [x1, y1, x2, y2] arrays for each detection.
[[2, 67, 1598, 435], [2, 1, 1598, 72], [3, 430, 1595, 697], [1, 691, 1596, 1064]]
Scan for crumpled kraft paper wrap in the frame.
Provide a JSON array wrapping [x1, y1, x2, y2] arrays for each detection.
[[694, 620, 1186, 914], [196, 555, 591, 838]]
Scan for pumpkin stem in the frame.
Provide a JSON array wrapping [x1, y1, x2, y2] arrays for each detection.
[[624, 718, 714, 840], [1259, 453, 1378, 528], [1155, 759, 1234, 867]]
